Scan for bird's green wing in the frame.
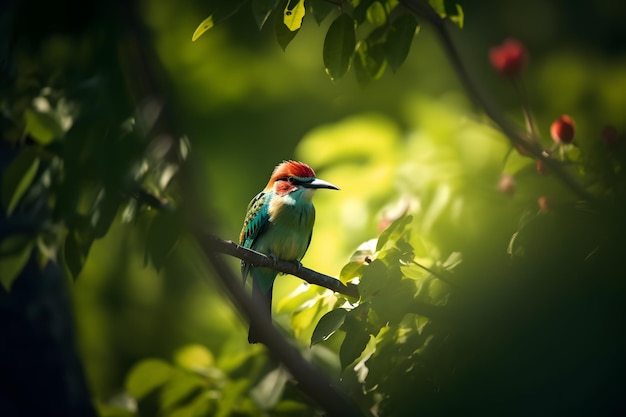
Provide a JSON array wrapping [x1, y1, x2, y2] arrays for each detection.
[[240, 191, 271, 283]]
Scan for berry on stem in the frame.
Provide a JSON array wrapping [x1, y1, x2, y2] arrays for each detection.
[[550, 115, 575, 144], [489, 38, 528, 78]]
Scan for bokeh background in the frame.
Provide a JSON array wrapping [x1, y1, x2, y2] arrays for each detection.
[[4, 0, 626, 413]]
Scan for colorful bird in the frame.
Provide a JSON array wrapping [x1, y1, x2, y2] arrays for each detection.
[[239, 160, 339, 343]]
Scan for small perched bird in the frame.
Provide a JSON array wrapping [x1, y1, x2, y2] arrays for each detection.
[[239, 160, 339, 343]]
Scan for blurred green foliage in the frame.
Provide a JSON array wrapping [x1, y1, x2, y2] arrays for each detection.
[[2, 0, 626, 415]]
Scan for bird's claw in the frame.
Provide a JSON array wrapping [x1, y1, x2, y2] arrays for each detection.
[[268, 253, 279, 266], [291, 260, 302, 271]]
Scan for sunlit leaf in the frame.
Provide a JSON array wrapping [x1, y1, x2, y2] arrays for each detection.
[[174, 344, 214, 372], [160, 370, 204, 410], [24, 108, 64, 144], [323, 13, 355, 81], [283, 0, 305, 31], [192, 15, 215, 41], [441, 251, 462, 270], [386, 14, 418, 72], [215, 379, 248, 417], [253, 0, 280, 29], [250, 366, 288, 409], [339, 261, 365, 284], [1, 148, 40, 216], [125, 359, 173, 400], [427, 278, 449, 305], [450, 3, 464, 28], [353, 0, 376, 24], [428, 0, 445, 16], [354, 36, 387, 86], [192, 0, 248, 41], [311, 308, 348, 346], [0, 236, 33, 291], [376, 214, 412, 251], [366, 1, 386, 27], [275, 1, 300, 50], [309, 0, 336, 25]]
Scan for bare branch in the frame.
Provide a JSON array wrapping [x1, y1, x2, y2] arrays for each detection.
[[204, 234, 360, 299]]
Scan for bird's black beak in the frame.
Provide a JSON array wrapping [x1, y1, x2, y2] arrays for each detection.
[[303, 178, 340, 190]]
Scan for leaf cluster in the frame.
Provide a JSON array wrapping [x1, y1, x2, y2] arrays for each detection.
[[193, 0, 463, 84]]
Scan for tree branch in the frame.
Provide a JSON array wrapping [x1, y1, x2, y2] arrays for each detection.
[[196, 233, 366, 417], [204, 234, 360, 299], [398, 0, 594, 202]]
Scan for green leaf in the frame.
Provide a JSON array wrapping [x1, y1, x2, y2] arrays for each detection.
[[160, 371, 204, 410], [339, 312, 370, 369], [428, 0, 445, 15], [283, 0, 305, 31], [353, 0, 376, 24], [311, 308, 348, 346], [174, 344, 214, 372], [215, 379, 248, 417], [24, 108, 64, 144], [376, 214, 412, 251], [450, 3, 464, 28], [366, 1, 386, 27], [253, 0, 280, 29], [323, 13, 356, 81], [309, 0, 336, 25], [275, 1, 300, 50], [358, 259, 388, 301], [354, 36, 387, 86], [339, 261, 365, 284], [64, 229, 93, 280], [191, 0, 248, 41], [386, 14, 418, 72], [192, 15, 215, 41], [250, 366, 288, 409], [0, 236, 33, 291], [370, 272, 417, 324], [1, 149, 40, 216], [125, 359, 173, 400]]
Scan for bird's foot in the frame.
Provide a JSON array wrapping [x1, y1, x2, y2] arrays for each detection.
[[290, 260, 303, 271], [268, 253, 279, 266]]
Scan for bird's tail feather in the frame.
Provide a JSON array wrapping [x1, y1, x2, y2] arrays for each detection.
[[248, 279, 273, 344]]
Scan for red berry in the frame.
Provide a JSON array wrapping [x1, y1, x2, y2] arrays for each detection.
[[498, 174, 516, 196], [536, 159, 549, 175], [538, 196, 550, 213], [601, 125, 619, 147], [489, 38, 528, 77], [550, 115, 575, 144]]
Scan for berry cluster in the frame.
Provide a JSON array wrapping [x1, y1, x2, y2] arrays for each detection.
[[491, 38, 622, 213]]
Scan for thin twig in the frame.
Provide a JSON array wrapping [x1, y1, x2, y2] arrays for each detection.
[[205, 234, 360, 299]]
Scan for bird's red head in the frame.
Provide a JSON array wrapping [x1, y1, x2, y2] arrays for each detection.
[[265, 160, 315, 192], [264, 160, 339, 195]]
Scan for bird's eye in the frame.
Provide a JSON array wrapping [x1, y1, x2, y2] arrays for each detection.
[[287, 176, 295, 183]]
